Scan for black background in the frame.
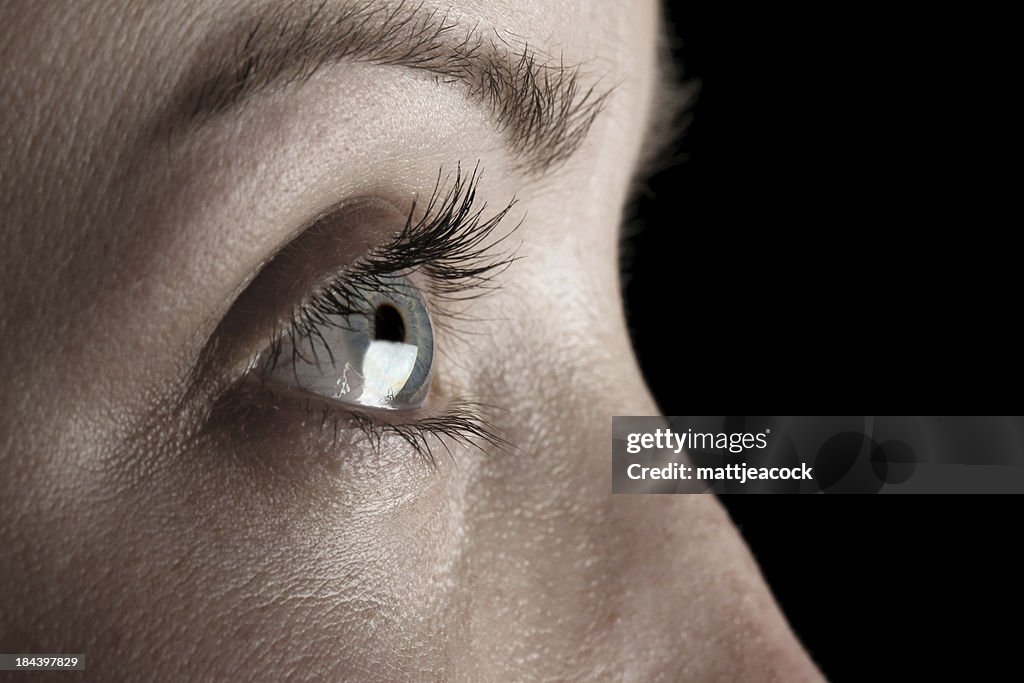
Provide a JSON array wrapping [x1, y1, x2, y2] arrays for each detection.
[[625, 4, 1017, 680]]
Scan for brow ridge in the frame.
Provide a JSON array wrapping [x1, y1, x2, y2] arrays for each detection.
[[174, 0, 610, 172]]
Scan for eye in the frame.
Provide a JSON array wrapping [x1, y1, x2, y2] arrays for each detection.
[[266, 274, 435, 411], [221, 166, 517, 459]]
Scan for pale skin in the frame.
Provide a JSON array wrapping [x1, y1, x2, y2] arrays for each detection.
[[0, 1, 823, 680]]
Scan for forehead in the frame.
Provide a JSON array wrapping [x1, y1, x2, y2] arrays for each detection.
[[2, 0, 648, 81], [0, 0, 658, 192], [0, 0, 660, 251]]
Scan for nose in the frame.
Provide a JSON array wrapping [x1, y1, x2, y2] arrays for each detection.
[[593, 359, 824, 680], [468, 329, 824, 680], [605, 494, 825, 681]]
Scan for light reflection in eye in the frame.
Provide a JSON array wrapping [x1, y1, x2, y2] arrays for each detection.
[[268, 275, 434, 410]]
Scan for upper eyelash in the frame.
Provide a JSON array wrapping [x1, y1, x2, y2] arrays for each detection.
[[257, 161, 519, 379], [347, 162, 520, 299]]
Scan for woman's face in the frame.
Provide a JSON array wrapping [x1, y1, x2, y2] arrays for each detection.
[[0, 1, 820, 679]]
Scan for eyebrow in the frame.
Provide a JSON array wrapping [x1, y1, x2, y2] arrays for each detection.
[[172, 0, 610, 173]]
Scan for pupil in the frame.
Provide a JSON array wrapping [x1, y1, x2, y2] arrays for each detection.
[[374, 304, 406, 343]]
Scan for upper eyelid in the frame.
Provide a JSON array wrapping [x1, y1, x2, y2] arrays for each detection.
[[250, 163, 520, 382]]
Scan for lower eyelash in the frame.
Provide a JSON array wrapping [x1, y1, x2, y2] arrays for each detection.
[[204, 377, 510, 468], [347, 400, 511, 466], [278, 392, 508, 466]]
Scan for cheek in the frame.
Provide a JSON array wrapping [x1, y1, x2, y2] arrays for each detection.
[[142, 437, 472, 679], [2, 425, 475, 680]]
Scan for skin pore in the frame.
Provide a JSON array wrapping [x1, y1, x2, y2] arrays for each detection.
[[0, 1, 822, 680]]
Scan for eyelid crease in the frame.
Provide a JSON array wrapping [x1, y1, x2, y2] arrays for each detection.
[[254, 161, 520, 384]]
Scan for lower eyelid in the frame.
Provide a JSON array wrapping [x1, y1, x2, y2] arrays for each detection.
[[213, 377, 504, 468]]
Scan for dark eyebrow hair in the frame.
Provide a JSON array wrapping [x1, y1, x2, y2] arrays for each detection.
[[172, 0, 610, 173]]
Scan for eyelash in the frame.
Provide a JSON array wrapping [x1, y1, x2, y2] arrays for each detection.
[[249, 163, 518, 463]]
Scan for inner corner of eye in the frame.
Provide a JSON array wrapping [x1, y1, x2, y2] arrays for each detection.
[[264, 272, 436, 412]]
